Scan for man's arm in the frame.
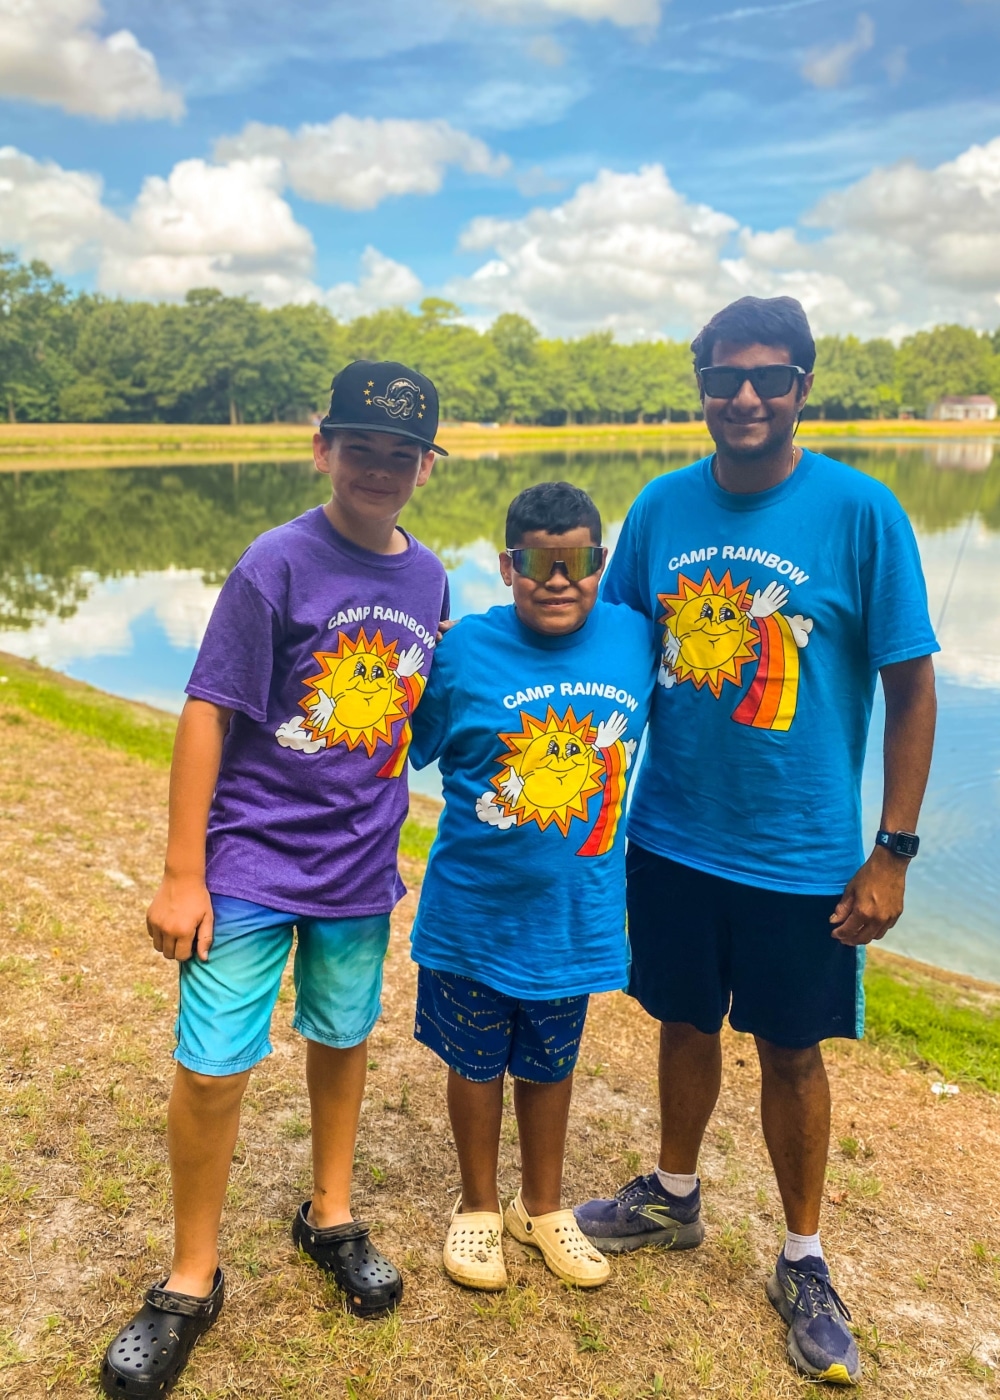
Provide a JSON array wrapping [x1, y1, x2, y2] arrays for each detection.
[[146, 697, 233, 963], [830, 654, 936, 946]]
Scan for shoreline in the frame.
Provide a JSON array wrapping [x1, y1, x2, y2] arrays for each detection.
[[0, 418, 995, 472], [1, 646, 994, 1005]]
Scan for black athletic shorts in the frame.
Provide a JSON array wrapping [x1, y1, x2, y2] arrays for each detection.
[[625, 843, 865, 1049]]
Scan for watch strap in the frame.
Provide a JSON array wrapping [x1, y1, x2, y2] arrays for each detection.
[[876, 829, 920, 858]]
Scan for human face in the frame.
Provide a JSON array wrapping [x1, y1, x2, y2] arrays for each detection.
[[313, 429, 434, 527], [499, 527, 606, 636], [700, 341, 813, 461]]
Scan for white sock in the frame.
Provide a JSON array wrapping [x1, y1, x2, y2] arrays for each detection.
[[783, 1230, 823, 1263], [655, 1167, 698, 1198]]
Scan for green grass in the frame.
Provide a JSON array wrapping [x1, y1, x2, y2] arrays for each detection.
[[0, 654, 176, 766], [865, 962, 1000, 1092]]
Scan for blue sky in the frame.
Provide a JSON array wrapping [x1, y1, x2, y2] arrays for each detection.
[[2, 0, 999, 337]]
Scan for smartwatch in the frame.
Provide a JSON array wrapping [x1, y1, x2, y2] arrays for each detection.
[[876, 829, 920, 859]]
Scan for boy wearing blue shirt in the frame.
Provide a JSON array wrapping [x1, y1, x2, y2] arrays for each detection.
[[408, 482, 657, 1291]]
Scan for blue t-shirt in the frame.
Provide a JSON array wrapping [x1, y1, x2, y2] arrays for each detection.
[[408, 601, 658, 999], [603, 449, 938, 895]]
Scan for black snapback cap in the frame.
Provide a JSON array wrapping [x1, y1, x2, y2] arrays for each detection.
[[319, 359, 448, 456]]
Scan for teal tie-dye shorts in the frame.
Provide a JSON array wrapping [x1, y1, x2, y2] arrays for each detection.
[[173, 895, 390, 1076]]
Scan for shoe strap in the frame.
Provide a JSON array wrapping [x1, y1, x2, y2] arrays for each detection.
[[145, 1272, 222, 1318], [302, 1216, 372, 1244]]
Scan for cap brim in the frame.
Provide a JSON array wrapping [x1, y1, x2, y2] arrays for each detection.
[[318, 419, 448, 457]]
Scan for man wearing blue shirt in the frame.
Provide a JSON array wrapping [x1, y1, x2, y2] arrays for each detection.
[[575, 296, 938, 1386]]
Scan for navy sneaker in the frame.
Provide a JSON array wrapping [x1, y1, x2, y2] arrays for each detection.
[[573, 1173, 705, 1254], [766, 1252, 861, 1386]]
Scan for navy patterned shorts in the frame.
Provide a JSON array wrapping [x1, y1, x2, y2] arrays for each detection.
[[414, 967, 589, 1083]]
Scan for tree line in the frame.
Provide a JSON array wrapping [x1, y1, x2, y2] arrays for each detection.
[[2, 252, 999, 426]]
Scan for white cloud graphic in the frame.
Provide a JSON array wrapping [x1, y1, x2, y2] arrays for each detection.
[[475, 792, 518, 829], [0, 0, 183, 120], [275, 717, 325, 753]]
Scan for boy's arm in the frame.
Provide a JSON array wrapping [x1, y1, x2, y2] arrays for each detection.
[[146, 698, 233, 963]]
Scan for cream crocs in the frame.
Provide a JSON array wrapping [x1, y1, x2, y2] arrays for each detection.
[[504, 1189, 610, 1287], [443, 1200, 507, 1290]]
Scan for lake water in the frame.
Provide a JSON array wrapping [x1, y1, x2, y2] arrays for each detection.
[[1, 440, 998, 980]]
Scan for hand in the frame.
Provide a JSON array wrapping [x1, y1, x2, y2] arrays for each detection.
[[623, 738, 637, 769], [663, 628, 681, 666], [146, 875, 214, 963], [436, 618, 458, 643], [787, 614, 813, 648], [829, 848, 907, 946], [749, 580, 789, 618], [658, 663, 676, 690], [396, 643, 425, 678], [305, 689, 335, 730], [594, 710, 629, 749], [499, 768, 524, 803]]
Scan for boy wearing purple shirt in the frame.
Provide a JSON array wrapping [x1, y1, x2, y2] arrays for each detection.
[[101, 362, 449, 1399]]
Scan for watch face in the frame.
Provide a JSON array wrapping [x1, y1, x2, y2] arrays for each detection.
[[894, 832, 920, 857]]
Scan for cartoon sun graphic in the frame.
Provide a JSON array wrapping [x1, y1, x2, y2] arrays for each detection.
[[299, 628, 407, 756], [492, 706, 605, 836], [658, 569, 759, 698]]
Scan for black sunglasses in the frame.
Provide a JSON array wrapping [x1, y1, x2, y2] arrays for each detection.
[[698, 364, 806, 400], [506, 546, 606, 584]]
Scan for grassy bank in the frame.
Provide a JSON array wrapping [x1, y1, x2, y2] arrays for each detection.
[[0, 417, 996, 472], [1, 647, 996, 1087]]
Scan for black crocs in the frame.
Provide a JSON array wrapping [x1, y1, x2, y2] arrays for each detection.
[[100, 1269, 224, 1398], [292, 1202, 402, 1316]]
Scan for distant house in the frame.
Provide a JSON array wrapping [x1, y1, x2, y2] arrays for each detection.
[[927, 395, 997, 422]]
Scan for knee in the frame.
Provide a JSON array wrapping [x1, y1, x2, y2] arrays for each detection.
[[175, 1065, 250, 1107], [755, 1038, 825, 1089], [660, 1020, 720, 1053]]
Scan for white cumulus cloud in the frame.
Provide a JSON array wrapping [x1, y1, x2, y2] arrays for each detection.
[[801, 12, 874, 90], [735, 135, 1000, 333], [0, 146, 423, 312], [455, 138, 1000, 339], [100, 157, 318, 304], [325, 246, 424, 320], [453, 164, 738, 337], [215, 116, 509, 211], [0, 0, 183, 120], [0, 145, 115, 270]]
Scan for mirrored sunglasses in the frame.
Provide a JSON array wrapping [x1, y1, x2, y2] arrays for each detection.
[[698, 364, 805, 400], [507, 546, 605, 584]]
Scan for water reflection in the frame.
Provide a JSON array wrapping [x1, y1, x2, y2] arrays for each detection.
[[0, 443, 998, 978]]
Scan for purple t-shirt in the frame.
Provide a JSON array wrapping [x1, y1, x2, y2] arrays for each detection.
[[186, 506, 449, 917]]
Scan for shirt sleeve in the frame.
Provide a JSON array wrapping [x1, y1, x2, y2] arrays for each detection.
[[185, 567, 278, 722], [440, 573, 451, 624], [602, 497, 648, 615], [861, 514, 940, 671], [408, 639, 454, 770]]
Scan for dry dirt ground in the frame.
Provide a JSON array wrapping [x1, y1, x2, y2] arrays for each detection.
[[3, 715, 1000, 1399]]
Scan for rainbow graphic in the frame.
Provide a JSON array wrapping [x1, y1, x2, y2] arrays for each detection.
[[377, 671, 426, 778], [731, 612, 801, 731], [576, 741, 627, 857]]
